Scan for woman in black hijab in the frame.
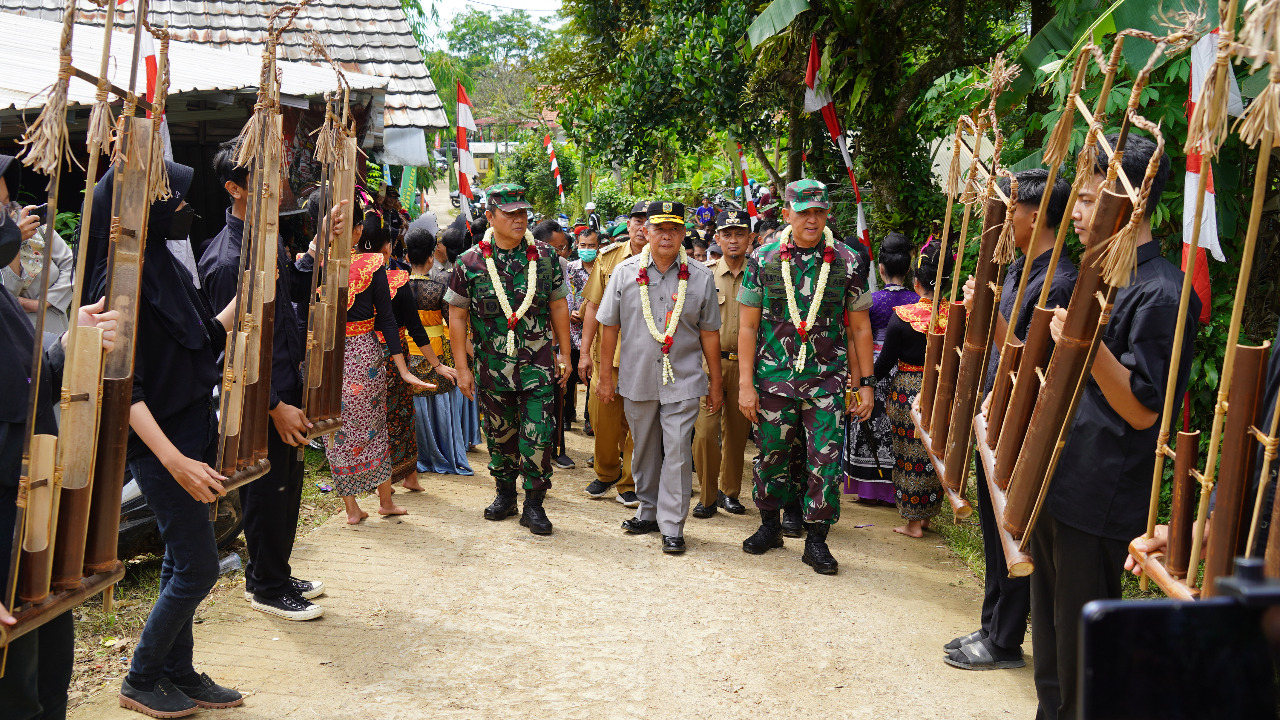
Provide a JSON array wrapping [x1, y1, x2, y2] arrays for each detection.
[[100, 162, 245, 717]]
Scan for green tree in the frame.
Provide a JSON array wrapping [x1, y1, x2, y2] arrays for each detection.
[[499, 137, 580, 215], [445, 9, 553, 68]]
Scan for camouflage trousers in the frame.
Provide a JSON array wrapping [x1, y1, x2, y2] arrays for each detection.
[[752, 391, 844, 524], [478, 384, 555, 491]]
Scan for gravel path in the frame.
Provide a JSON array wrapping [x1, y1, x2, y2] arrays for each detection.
[[72, 402, 1036, 719]]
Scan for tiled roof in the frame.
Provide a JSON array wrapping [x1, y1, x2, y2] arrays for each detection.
[[0, 0, 447, 129]]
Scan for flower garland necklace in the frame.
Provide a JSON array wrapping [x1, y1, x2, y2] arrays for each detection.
[[777, 225, 836, 373], [636, 245, 690, 385], [478, 226, 538, 356]]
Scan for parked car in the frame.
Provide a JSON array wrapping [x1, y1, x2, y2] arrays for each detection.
[[118, 468, 243, 560]]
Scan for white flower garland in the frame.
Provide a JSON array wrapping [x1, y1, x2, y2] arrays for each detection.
[[777, 225, 836, 374], [479, 227, 538, 356], [636, 245, 690, 385]]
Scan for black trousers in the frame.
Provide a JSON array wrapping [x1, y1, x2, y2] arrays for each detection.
[[974, 458, 1030, 649], [240, 419, 306, 599], [564, 348, 580, 422], [1029, 514, 1128, 720], [0, 611, 73, 720]]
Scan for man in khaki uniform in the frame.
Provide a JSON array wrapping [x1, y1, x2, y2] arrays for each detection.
[[578, 200, 649, 507], [691, 209, 754, 518]]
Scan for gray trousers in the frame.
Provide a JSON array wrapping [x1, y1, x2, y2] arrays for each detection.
[[623, 397, 700, 537]]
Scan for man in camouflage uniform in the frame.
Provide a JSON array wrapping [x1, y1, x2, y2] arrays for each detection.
[[738, 179, 875, 574], [447, 183, 572, 535]]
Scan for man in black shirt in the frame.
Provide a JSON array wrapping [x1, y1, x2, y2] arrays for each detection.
[[1032, 134, 1198, 720], [198, 140, 326, 622], [948, 169, 1075, 671]]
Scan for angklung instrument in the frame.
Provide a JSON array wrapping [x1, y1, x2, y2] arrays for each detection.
[[1130, 0, 1280, 599], [2, 0, 167, 674]]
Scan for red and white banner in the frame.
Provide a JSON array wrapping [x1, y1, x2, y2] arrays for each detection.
[[805, 35, 874, 287], [1182, 30, 1242, 324], [544, 134, 564, 204], [456, 82, 477, 223], [434, 132, 441, 150], [735, 142, 758, 227]]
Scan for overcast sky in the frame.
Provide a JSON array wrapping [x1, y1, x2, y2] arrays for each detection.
[[428, 0, 564, 50]]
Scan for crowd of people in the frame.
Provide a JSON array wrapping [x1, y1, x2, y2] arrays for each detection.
[[0, 124, 1242, 720]]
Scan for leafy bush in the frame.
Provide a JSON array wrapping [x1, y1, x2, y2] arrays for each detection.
[[589, 176, 641, 221], [497, 137, 579, 216]]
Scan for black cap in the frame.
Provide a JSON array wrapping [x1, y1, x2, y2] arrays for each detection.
[[646, 200, 684, 225], [715, 209, 749, 230], [629, 200, 649, 218]]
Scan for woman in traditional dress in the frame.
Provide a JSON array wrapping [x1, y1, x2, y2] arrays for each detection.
[[441, 224, 484, 450], [842, 232, 918, 504], [876, 239, 951, 538], [328, 201, 432, 524], [404, 225, 472, 476]]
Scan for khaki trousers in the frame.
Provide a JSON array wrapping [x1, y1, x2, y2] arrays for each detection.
[[692, 360, 750, 501], [588, 380, 635, 494]]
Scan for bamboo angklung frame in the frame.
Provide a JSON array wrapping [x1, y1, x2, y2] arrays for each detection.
[[973, 40, 1127, 577], [1002, 25, 1196, 551], [299, 33, 354, 446], [1132, 0, 1280, 597], [2, 0, 166, 671]]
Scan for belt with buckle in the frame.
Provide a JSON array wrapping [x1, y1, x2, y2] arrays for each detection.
[[721, 351, 738, 361]]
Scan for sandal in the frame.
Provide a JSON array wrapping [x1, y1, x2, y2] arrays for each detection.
[[944, 637, 1026, 671], [943, 628, 985, 653]]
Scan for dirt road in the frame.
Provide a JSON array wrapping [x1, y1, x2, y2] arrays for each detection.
[[72, 423, 1036, 719]]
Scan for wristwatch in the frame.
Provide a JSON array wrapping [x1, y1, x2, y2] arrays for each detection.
[[858, 375, 876, 389]]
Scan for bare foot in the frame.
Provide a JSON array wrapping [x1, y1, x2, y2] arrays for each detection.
[[378, 505, 408, 516], [346, 510, 369, 525], [402, 478, 425, 492], [921, 519, 932, 531], [893, 523, 925, 538]]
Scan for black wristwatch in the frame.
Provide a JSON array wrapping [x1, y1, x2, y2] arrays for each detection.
[[858, 376, 876, 388]]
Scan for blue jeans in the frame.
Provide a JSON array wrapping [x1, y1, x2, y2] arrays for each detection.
[[125, 402, 220, 687]]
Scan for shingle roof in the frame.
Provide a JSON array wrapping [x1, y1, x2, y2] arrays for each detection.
[[0, 0, 446, 129]]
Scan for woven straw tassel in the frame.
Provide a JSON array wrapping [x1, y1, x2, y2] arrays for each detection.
[[1043, 53, 1090, 169], [993, 174, 1019, 264], [234, 40, 279, 168], [1100, 115, 1165, 287], [1236, 73, 1280, 148], [19, 3, 76, 177]]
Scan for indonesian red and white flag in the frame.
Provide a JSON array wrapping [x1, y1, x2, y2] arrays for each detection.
[[434, 132, 441, 150], [805, 35, 874, 287], [456, 82, 477, 222], [544, 134, 564, 204], [139, 23, 172, 161], [735, 142, 758, 227], [1182, 30, 1242, 323]]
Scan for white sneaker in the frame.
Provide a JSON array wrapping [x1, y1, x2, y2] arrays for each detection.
[[248, 591, 324, 621]]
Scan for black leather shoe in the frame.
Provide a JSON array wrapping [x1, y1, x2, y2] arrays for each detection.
[[717, 492, 746, 514], [484, 481, 518, 520], [171, 672, 243, 709], [691, 502, 717, 519], [119, 677, 198, 718], [662, 535, 686, 554], [622, 517, 660, 534], [802, 522, 839, 575], [742, 510, 784, 554], [781, 502, 805, 537], [520, 489, 554, 535]]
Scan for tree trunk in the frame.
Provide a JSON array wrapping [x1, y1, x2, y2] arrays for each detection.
[[786, 94, 805, 184], [750, 138, 786, 191]]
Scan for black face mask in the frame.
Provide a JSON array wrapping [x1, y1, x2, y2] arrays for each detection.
[[168, 206, 195, 242]]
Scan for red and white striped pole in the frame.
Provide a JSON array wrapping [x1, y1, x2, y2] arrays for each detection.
[[456, 82, 477, 224], [735, 142, 758, 229], [544, 134, 565, 204]]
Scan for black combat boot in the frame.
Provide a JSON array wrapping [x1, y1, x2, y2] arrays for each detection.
[[742, 509, 784, 554], [802, 522, 839, 575], [520, 488, 554, 535], [781, 499, 805, 538], [483, 481, 518, 520]]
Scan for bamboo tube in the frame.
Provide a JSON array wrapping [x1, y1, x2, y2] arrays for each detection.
[[974, 413, 1033, 575], [1166, 430, 1201, 577], [1202, 344, 1269, 598]]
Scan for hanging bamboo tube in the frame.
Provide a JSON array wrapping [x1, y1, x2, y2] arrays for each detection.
[[1165, 430, 1200, 578]]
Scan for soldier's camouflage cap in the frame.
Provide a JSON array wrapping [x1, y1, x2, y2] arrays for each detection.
[[785, 179, 830, 211], [487, 182, 533, 211]]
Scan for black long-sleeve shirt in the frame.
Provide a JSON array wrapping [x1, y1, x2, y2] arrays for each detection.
[[348, 261, 404, 355], [984, 249, 1078, 393], [874, 314, 927, 379], [198, 209, 306, 409], [1046, 240, 1200, 541]]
